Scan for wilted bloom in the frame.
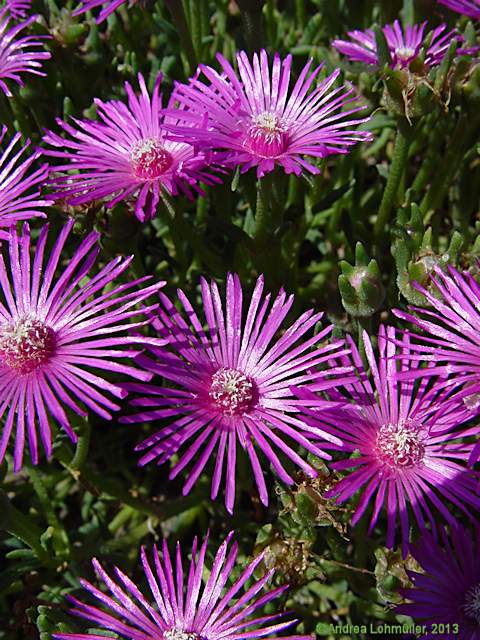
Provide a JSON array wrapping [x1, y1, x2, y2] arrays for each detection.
[[0, 220, 164, 472], [394, 265, 480, 463], [397, 526, 480, 639], [332, 20, 460, 69], [72, 0, 133, 23], [121, 273, 353, 513], [0, 126, 49, 238], [0, 6, 50, 96], [53, 532, 310, 640], [169, 49, 373, 178], [43, 73, 221, 223], [295, 326, 479, 556], [438, 0, 480, 19], [5, 0, 32, 20]]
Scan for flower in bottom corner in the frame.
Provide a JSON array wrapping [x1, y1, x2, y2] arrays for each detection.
[[295, 325, 480, 556], [0, 219, 164, 472], [397, 526, 480, 640], [52, 533, 312, 640], [120, 273, 353, 513]]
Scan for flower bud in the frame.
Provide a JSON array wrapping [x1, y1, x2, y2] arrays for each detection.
[[338, 242, 385, 317]]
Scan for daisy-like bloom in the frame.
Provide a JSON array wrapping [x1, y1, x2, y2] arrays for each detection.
[[397, 526, 480, 639], [168, 49, 373, 178], [438, 0, 480, 20], [0, 6, 50, 96], [332, 20, 460, 69], [394, 265, 480, 463], [0, 219, 164, 472], [0, 126, 49, 239], [53, 532, 310, 640], [4, 0, 32, 21], [72, 0, 134, 24], [295, 326, 480, 556], [120, 273, 353, 513], [43, 73, 221, 223]]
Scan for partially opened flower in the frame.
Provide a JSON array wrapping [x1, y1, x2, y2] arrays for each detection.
[[120, 273, 353, 513], [53, 533, 310, 640], [295, 326, 479, 556], [43, 73, 221, 223], [0, 6, 51, 96], [0, 126, 49, 238], [438, 0, 480, 20], [397, 526, 480, 639], [0, 220, 164, 472], [5, 0, 32, 21], [332, 20, 460, 69], [169, 49, 373, 178], [393, 265, 480, 462], [72, 0, 132, 23]]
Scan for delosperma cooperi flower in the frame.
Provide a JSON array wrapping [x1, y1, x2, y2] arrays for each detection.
[[120, 273, 354, 513], [332, 20, 461, 69], [72, 0, 133, 23], [0, 219, 164, 472], [0, 5, 51, 96], [0, 125, 49, 238], [168, 49, 373, 178], [295, 326, 480, 556], [53, 533, 311, 640], [43, 73, 222, 223], [397, 526, 480, 639], [438, 0, 480, 19]]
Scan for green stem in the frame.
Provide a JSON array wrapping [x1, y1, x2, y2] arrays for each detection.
[[165, 0, 197, 74], [70, 417, 91, 471], [253, 174, 273, 247], [374, 117, 412, 241], [236, 0, 266, 52]]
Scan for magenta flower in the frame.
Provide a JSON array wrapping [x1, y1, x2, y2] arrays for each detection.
[[72, 0, 133, 24], [0, 126, 49, 239], [0, 6, 50, 96], [295, 326, 480, 556], [43, 73, 221, 223], [332, 20, 460, 69], [168, 49, 373, 178], [438, 0, 480, 19], [394, 265, 480, 463], [53, 532, 309, 640], [120, 273, 353, 513], [397, 526, 480, 639], [5, 0, 32, 21], [0, 220, 164, 472]]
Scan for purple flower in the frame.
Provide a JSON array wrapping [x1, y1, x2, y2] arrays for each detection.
[[393, 265, 480, 463], [397, 526, 480, 639], [5, 0, 32, 21], [120, 273, 353, 513], [72, 0, 132, 23], [53, 532, 310, 640], [0, 219, 164, 472], [168, 50, 373, 178], [438, 0, 480, 19], [0, 126, 49, 239], [332, 20, 460, 69], [43, 73, 221, 223], [295, 326, 480, 556], [0, 6, 50, 96]]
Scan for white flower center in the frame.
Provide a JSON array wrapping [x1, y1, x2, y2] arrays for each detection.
[[464, 584, 480, 624], [375, 422, 426, 468], [209, 367, 254, 416], [130, 137, 173, 179], [395, 46, 416, 61], [0, 318, 56, 374], [244, 111, 288, 158], [163, 630, 200, 640]]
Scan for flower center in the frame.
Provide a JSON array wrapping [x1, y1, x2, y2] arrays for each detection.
[[130, 137, 173, 180], [375, 421, 425, 468], [209, 367, 254, 416], [163, 630, 200, 640], [0, 318, 56, 374], [244, 111, 289, 158], [394, 46, 417, 65], [464, 584, 480, 624]]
